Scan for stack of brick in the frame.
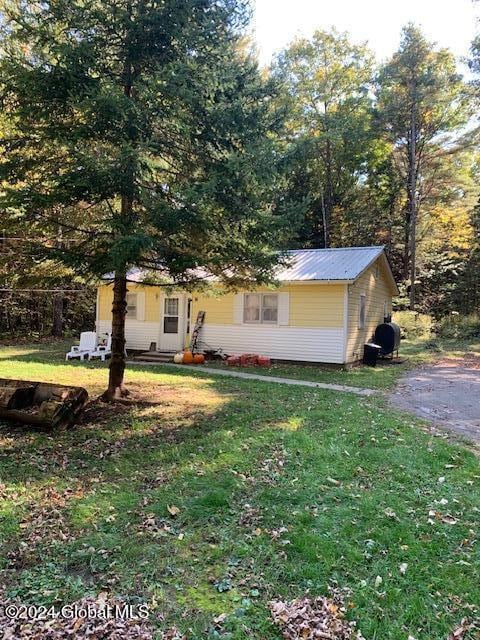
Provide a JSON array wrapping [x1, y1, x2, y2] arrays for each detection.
[[226, 354, 271, 367]]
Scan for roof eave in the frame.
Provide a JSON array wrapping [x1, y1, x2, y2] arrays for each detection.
[[281, 279, 354, 285], [352, 248, 399, 295]]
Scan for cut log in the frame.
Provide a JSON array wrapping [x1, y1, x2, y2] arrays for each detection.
[[0, 386, 35, 409], [0, 379, 88, 429]]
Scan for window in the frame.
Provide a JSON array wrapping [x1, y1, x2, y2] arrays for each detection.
[[262, 294, 278, 323], [359, 294, 366, 329], [244, 294, 260, 322], [126, 293, 137, 320], [244, 293, 278, 324], [164, 297, 179, 333]]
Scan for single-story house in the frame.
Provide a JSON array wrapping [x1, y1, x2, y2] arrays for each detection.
[[95, 246, 399, 365]]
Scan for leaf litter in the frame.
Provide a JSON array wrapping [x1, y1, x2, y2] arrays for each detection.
[[0, 593, 154, 640], [270, 589, 365, 640]]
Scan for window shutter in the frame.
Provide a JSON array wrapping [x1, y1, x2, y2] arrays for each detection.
[[278, 292, 290, 325], [137, 291, 145, 322], [233, 293, 243, 324]]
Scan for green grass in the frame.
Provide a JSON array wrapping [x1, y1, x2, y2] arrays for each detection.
[[203, 337, 480, 389], [0, 340, 479, 639]]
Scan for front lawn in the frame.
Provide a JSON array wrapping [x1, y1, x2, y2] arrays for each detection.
[[0, 342, 479, 639]]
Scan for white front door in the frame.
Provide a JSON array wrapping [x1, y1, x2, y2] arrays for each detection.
[[159, 295, 185, 351]]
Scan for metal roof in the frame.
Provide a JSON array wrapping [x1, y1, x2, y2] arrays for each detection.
[[106, 246, 396, 289], [276, 246, 386, 282]]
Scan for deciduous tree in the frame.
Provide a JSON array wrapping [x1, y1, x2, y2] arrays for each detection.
[[271, 29, 375, 247], [377, 24, 470, 309]]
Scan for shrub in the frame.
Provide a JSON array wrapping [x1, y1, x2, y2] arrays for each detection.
[[436, 313, 480, 340], [393, 310, 434, 338]]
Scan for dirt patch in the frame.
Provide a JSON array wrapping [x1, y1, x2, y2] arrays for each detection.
[[389, 356, 480, 443]]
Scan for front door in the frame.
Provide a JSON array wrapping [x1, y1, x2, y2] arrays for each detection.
[[159, 295, 184, 351]]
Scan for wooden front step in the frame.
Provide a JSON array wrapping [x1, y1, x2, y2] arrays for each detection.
[[133, 351, 177, 363]]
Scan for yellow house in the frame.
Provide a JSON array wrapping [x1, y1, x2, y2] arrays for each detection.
[[96, 246, 398, 365]]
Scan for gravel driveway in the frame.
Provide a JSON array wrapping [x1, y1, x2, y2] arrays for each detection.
[[389, 354, 480, 443]]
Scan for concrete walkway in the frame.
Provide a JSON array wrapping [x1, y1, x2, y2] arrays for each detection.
[[131, 361, 376, 397]]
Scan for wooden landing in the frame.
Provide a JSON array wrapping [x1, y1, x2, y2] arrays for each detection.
[[133, 351, 177, 363]]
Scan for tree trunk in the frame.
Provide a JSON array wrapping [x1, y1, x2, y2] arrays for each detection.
[[320, 190, 328, 249], [323, 139, 333, 249], [51, 291, 63, 337], [407, 104, 417, 311], [103, 271, 128, 401], [101, 12, 137, 401]]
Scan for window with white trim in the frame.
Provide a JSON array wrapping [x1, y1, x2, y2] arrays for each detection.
[[244, 293, 278, 324], [163, 297, 179, 333], [126, 293, 137, 320], [359, 294, 366, 329]]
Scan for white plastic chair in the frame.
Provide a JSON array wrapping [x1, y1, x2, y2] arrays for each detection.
[[65, 331, 97, 361], [88, 333, 112, 361]]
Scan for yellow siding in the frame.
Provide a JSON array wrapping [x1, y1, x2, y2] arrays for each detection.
[[191, 292, 233, 325], [346, 258, 393, 363], [97, 285, 112, 321], [288, 284, 344, 327], [191, 283, 345, 329], [97, 284, 162, 323]]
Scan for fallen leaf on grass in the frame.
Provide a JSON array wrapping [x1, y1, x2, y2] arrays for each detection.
[[0, 593, 154, 639], [448, 618, 476, 639], [327, 477, 341, 486], [441, 515, 458, 525], [167, 504, 180, 516], [270, 592, 364, 640]]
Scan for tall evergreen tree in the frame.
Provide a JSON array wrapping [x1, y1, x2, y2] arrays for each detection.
[[377, 24, 470, 310], [0, 0, 287, 400]]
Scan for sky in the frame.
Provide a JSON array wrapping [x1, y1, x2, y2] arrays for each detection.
[[252, 0, 479, 68]]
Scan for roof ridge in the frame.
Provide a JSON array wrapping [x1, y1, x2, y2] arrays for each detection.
[[286, 246, 384, 253]]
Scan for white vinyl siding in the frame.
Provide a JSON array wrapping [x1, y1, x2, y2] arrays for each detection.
[[96, 320, 158, 351], [199, 325, 344, 363]]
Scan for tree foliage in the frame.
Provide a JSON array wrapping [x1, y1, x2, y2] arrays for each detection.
[[271, 25, 478, 315], [271, 29, 375, 247], [377, 24, 472, 309], [0, 0, 289, 397]]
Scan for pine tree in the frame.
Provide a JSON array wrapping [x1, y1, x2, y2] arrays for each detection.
[[0, 0, 287, 399]]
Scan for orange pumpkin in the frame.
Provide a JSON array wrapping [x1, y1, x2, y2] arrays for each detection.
[[193, 353, 205, 364], [182, 350, 194, 364]]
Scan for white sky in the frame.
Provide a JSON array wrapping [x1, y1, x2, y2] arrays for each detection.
[[253, 0, 479, 68]]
